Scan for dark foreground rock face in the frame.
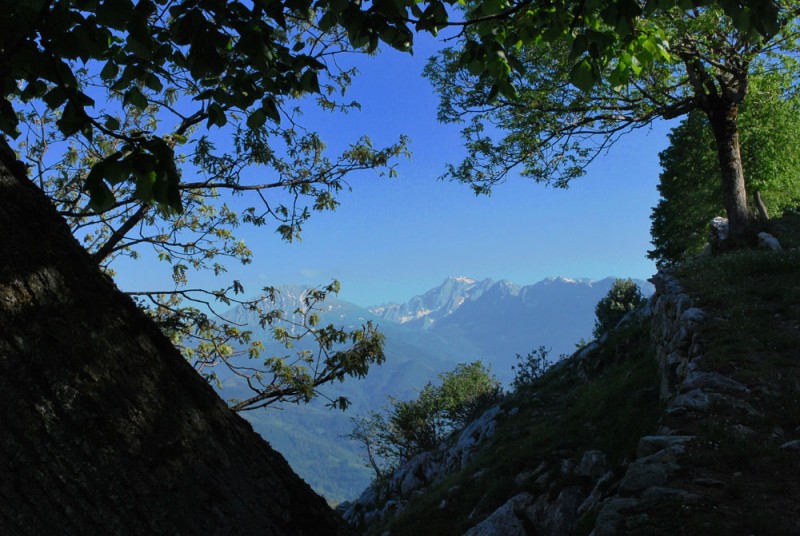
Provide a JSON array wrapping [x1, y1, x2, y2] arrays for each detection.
[[0, 142, 353, 535]]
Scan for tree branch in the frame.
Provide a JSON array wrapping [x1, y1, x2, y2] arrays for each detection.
[[91, 204, 150, 263]]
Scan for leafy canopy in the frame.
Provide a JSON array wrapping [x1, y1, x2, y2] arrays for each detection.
[[2, 0, 782, 211], [426, 4, 798, 193], [650, 70, 800, 266]]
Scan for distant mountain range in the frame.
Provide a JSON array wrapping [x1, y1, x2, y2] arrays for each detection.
[[368, 277, 495, 328], [369, 276, 654, 373], [219, 276, 654, 504]]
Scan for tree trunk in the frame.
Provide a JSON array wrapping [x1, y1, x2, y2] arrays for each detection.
[[705, 101, 754, 245], [754, 190, 770, 221], [0, 141, 353, 535]]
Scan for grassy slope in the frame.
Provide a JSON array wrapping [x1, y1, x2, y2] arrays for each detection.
[[368, 214, 800, 535], [369, 318, 663, 535], [632, 243, 800, 534]]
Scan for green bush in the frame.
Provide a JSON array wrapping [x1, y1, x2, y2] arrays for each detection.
[[511, 346, 551, 391], [593, 279, 645, 339], [348, 361, 502, 480]]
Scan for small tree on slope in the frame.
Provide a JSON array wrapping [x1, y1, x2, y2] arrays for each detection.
[[593, 279, 646, 339]]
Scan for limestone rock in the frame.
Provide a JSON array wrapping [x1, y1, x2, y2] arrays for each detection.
[[679, 371, 750, 394], [577, 471, 615, 517], [464, 493, 534, 536], [636, 436, 694, 458], [758, 232, 783, 251], [780, 440, 800, 451], [575, 450, 610, 478], [641, 486, 700, 501], [668, 389, 711, 413], [591, 498, 642, 536]]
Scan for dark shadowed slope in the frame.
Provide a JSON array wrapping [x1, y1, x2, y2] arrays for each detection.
[[0, 141, 352, 535]]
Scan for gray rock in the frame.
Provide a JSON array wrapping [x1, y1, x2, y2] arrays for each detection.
[[514, 470, 534, 487], [669, 325, 691, 351], [641, 486, 700, 501], [679, 307, 706, 325], [451, 405, 503, 469], [708, 392, 762, 417], [619, 461, 679, 493], [665, 350, 684, 367], [575, 341, 600, 361], [398, 452, 432, 495], [711, 216, 729, 242], [560, 458, 577, 475], [779, 440, 800, 451], [679, 371, 750, 394], [464, 493, 534, 536], [693, 477, 725, 488], [591, 498, 642, 536], [731, 424, 756, 437], [577, 471, 616, 517], [380, 499, 401, 518], [575, 450, 610, 478], [758, 232, 783, 251], [644, 444, 686, 463], [636, 435, 694, 458], [525, 486, 585, 536], [619, 446, 684, 494], [669, 389, 711, 412]]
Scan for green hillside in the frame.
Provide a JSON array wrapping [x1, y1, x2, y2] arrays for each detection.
[[349, 218, 800, 535]]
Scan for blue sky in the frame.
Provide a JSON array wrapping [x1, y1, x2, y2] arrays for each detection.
[[114, 35, 677, 307]]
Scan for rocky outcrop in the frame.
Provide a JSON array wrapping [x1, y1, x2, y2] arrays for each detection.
[[342, 405, 506, 530], [649, 271, 707, 400]]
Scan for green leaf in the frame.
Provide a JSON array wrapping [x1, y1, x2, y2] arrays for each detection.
[[56, 101, 88, 138], [262, 98, 280, 124], [42, 87, 68, 109], [124, 87, 148, 110], [206, 104, 227, 128], [100, 60, 119, 81], [104, 115, 121, 131], [134, 170, 157, 201], [318, 11, 337, 32], [144, 73, 163, 92], [569, 59, 596, 92], [84, 163, 116, 213], [299, 70, 320, 94], [247, 108, 267, 130], [96, 0, 134, 30]]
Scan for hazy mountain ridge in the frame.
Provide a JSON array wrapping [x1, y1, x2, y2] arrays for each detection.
[[371, 276, 654, 374], [368, 276, 495, 328], [220, 275, 653, 503]]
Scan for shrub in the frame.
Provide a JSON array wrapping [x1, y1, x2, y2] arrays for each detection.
[[348, 361, 502, 480], [511, 346, 551, 391], [593, 279, 646, 339]]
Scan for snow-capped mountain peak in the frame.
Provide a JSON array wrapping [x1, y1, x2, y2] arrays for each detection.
[[367, 276, 492, 328]]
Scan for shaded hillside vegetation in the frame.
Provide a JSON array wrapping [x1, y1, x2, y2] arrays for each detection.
[[343, 226, 800, 535]]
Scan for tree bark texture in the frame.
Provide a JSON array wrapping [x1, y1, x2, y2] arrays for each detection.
[[706, 101, 754, 243], [0, 142, 354, 535], [754, 190, 769, 221]]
